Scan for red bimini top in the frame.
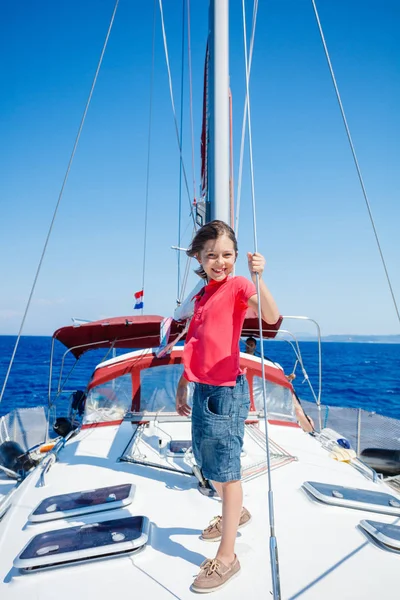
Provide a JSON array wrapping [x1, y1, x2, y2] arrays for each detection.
[[53, 315, 185, 359], [53, 310, 282, 361]]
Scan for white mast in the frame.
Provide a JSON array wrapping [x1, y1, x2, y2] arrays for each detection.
[[208, 0, 230, 223], [174, 0, 230, 321]]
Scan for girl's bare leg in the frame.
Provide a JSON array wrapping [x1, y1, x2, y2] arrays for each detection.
[[212, 480, 224, 500], [211, 479, 242, 565]]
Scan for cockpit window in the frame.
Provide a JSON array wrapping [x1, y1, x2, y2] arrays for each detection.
[[140, 364, 193, 413], [84, 374, 132, 423], [252, 376, 295, 421]]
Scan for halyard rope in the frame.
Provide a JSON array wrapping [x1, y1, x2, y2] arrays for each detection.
[[241, 0, 281, 597]]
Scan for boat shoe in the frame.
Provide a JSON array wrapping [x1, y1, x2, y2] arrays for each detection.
[[191, 555, 241, 593], [200, 507, 251, 542]]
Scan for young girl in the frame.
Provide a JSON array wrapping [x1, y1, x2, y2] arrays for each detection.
[[175, 220, 281, 593]]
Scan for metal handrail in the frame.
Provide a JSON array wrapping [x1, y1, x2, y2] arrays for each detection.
[[280, 316, 322, 406]]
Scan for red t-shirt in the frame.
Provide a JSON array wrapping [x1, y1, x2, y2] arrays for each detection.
[[183, 276, 257, 386]]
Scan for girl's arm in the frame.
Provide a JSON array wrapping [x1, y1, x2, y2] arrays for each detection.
[[247, 252, 280, 324], [292, 392, 315, 433], [175, 373, 191, 417]]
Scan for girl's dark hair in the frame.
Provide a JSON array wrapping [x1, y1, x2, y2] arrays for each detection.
[[186, 220, 238, 279]]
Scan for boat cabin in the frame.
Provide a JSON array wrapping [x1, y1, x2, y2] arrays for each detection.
[[81, 347, 297, 427]]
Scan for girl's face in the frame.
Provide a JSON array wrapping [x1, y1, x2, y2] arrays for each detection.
[[197, 234, 237, 282]]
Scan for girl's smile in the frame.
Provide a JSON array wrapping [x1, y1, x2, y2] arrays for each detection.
[[197, 234, 237, 282]]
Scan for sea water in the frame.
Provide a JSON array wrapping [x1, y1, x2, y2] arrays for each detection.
[[0, 336, 399, 420]]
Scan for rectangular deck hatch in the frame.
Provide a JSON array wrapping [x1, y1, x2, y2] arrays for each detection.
[[29, 483, 135, 522], [14, 515, 149, 571], [303, 481, 400, 515], [360, 519, 400, 551], [167, 440, 192, 456]]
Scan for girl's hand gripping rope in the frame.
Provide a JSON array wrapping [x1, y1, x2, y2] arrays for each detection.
[[247, 252, 280, 325], [247, 252, 265, 282]]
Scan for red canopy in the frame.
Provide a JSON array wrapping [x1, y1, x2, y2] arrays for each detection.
[[53, 313, 282, 359], [53, 316, 185, 359], [242, 309, 283, 339]]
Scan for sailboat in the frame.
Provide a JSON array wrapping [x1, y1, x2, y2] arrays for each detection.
[[1, 1, 400, 598]]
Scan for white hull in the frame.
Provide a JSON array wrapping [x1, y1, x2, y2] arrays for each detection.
[[1, 399, 399, 599]]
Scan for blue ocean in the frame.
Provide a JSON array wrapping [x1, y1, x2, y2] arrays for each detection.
[[0, 336, 399, 420]]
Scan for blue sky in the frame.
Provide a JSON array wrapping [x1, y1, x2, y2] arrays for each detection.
[[1, 0, 399, 336]]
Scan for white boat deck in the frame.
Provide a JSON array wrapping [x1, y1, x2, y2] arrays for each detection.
[[0, 419, 399, 599], [0, 476, 17, 502]]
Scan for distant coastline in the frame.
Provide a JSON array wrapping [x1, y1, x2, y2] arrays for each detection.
[[321, 335, 400, 344], [0, 333, 399, 344], [283, 334, 400, 344]]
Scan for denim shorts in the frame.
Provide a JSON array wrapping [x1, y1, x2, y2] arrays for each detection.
[[191, 375, 250, 483]]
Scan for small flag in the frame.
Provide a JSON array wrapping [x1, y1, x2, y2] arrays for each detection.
[[134, 290, 144, 310]]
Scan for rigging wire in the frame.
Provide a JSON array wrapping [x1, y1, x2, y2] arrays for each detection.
[[235, 0, 258, 237], [241, 0, 281, 598], [141, 0, 157, 316], [229, 90, 235, 229], [158, 0, 196, 227], [176, 218, 196, 304], [177, 0, 186, 302], [0, 0, 120, 406], [200, 45, 210, 201], [311, 0, 400, 327], [180, 255, 192, 301], [187, 0, 198, 202], [179, 224, 197, 303], [176, 0, 198, 305]]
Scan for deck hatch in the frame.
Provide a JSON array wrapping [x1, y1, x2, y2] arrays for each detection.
[[303, 481, 400, 515], [167, 440, 192, 456], [14, 515, 149, 570], [360, 519, 400, 551], [29, 483, 135, 522]]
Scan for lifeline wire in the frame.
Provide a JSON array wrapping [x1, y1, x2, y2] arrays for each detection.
[[0, 0, 120, 405]]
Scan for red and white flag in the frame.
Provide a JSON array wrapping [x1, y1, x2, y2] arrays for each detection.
[[134, 290, 144, 310]]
